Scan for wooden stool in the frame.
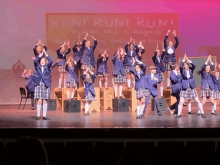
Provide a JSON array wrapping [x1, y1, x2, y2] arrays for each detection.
[[54, 88, 62, 109], [122, 87, 137, 112], [163, 88, 176, 107], [62, 88, 77, 112], [100, 87, 114, 111]]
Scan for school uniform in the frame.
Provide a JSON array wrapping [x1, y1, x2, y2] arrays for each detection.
[[124, 44, 139, 73], [33, 45, 47, 57], [53, 47, 71, 73], [112, 54, 126, 83], [82, 73, 96, 102], [179, 60, 198, 99], [22, 73, 35, 108], [81, 39, 97, 70], [96, 56, 108, 77], [152, 51, 166, 81], [163, 35, 179, 71], [65, 63, 78, 88], [130, 63, 149, 99], [169, 70, 182, 115], [143, 73, 162, 115], [212, 75, 220, 100], [32, 56, 52, 100], [136, 45, 145, 61], [201, 63, 215, 98]]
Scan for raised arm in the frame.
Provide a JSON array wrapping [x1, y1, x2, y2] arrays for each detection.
[[173, 30, 179, 49], [82, 32, 88, 50], [91, 36, 97, 50], [72, 42, 78, 52], [44, 50, 52, 69], [164, 30, 170, 49], [170, 72, 181, 83]]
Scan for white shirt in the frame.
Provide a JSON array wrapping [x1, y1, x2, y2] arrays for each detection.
[[130, 50, 133, 56], [151, 73, 154, 80], [157, 56, 160, 63], [137, 71, 141, 78], [138, 45, 144, 49], [205, 62, 214, 65], [41, 66, 44, 73], [167, 48, 174, 54], [172, 70, 178, 76], [62, 53, 65, 57]]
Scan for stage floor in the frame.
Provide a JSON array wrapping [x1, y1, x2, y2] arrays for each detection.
[[0, 103, 219, 128]]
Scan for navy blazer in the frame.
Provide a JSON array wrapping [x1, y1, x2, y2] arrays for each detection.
[[180, 61, 196, 90], [81, 39, 97, 67], [170, 71, 182, 94], [72, 43, 83, 63], [136, 48, 145, 61], [212, 75, 220, 92], [33, 45, 47, 57], [163, 36, 179, 63], [22, 73, 35, 93], [96, 56, 108, 74], [130, 64, 147, 91], [201, 64, 215, 90], [145, 73, 161, 96], [112, 54, 126, 76], [65, 64, 78, 83], [124, 44, 139, 66], [56, 47, 71, 66], [82, 74, 96, 96], [32, 56, 52, 88], [152, 51, 166, 73]]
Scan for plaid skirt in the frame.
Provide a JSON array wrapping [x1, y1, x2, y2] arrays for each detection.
[[66, 80, 77, 88], [136, 88, 150, 99], [85, 91, 96, 102], [34, 80, 50, 99], [81, 64, 95, 70], [180, 87, 198, 100], [124, 66, 131, 74], [58, 65, 66, 73], [159, 72, 165, 81], [165, 62, 176, 71], [214, 91, 220, 100], [114, 73, 126, 84], [201, 86, 215, 98], [97, 72, 108, 77]]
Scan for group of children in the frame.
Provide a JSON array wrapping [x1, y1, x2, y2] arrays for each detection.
[[21, 30, 220, 120]]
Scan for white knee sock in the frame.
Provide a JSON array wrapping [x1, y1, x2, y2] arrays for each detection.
[[64, 79, 66, 88], [112, 79, 114, 86], [178, 103, 183, 116], [167, 79, 170, 87], [85, 103, 90, 114], [67, 90, 70, 99], [59, 78, 62, 88], [132, 81, 135, 87], [43, 103, 47, 117], [71, 91, 74, 99], [105, 81, 108, 88], [197, 102, 204, 114], [160, 87, 163, 97], [99, 80, 102, 88], [114, 86, 118, 97], [188, 103, 191, 112], [119, 85, 122, 97], [127, 79, 131, 88], [137, 106, 140, 116], [140, 104, 145, 115], [37, 104, 41, 117], [214, 101, 217, 110]]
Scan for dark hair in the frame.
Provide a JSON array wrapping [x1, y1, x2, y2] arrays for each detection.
[[84, 72, 92, 83], [170, 64, 177, 70], [39, 57, 47, 64], [4, 137, 48, 165], [197, 64, 211, 75]]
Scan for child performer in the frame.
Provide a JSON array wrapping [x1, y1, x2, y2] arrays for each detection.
[[137, 41, 145, 61], [177, 54, 205, 118], [167, 64, 182, 116], [211, 63, 220, 115], [112, 47, 126, 98], [163, 30, 179, 89], [33, 39, 47, 57], [196, 55, 215, 115], [96, 50, 109, 88], [130, 57, 149, 119], [65, 56, 78, 100], [81, 32, 97, 71], [152, 43, 166, 98], [124, 38, 139, 88], [32, 49, 52, 120], [72, 40, 83, 87], [21, 69, 35, 110], [53, 41, 71, 88], [142, 66, 162, 116], [82, 68, 96, 116]]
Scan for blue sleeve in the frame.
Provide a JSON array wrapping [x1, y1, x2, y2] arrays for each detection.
[[152, 52, 157, 63], [174, 36, 179, 49], [34, 56, 41, 68], [72, 43, 77, 52], [134, 45, 139, 54], [82, 39, 86, 50], [141, 49, 145, 55], [46, 56, 52, 69], [125, 44, 129, 53], [65, 63, 68, 72], [65, 48, 71, 55], [93, 40, 97, 50], [164, 36, 168, 49], [92, 74, 96, 82]]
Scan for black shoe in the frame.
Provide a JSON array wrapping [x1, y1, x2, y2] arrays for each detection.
[[36, 117, 40, 120], [136, 116, 141, 119], [71, 98, 74, 100], [183, 103, 187, 106], [158, 113, 162, 116], [32, 107, 35, 110], [188, 112, 193, 114], [211, 112, 217, 115], [197, 113, 202, 116], [43, 117, 49, 120], [201, 114, 206, 118], [119, 96, 122, 99], [177, 115, 181, 118], [167, 87, 171, 89]]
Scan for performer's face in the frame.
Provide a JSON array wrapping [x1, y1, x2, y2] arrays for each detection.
[[168, 41, 173, 47], [184, 62, 189, 70], [216, 72, 219, 78], [129, 44, 134, 50], [205, 65, 211, 73], [61, 47, 65, 53], [36, 46, 42, 52], [40, 58, 46, 66], [151, 69, 156, 74], [68, 62, 73, 67], [175, 65, 179, 70], [157, 50, 160, 56], [85, 41, 91, 47], [135, 65, 141, 72], [86, 73, 90, 79]]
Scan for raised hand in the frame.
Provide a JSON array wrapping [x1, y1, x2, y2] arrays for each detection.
[[31, 57, 35, 60], [67, 40, 70, 47], [129, 37, 132, 43], [218, 63, 220, 69], [24, 69, 27, 73], [139, 41, 142, 46], [61, 41, 66, 47], [166, 30, 171, 35], [91, 36, 96, 40], [156, 43, 159, 51], [172, 30, 176, 36], [133, 39, 135, 44], [85, 32, 89, 39]]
